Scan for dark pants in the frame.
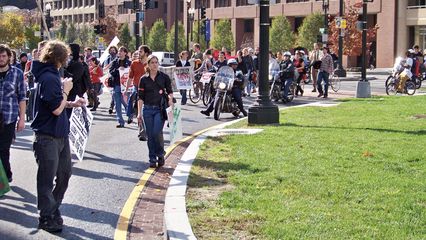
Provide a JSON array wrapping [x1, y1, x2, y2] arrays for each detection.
[[0, 122, 16, 179], [231, 88, 246, 114], [126, 87, 138, 118], [143, 106, 165, 163], [317, 71, 330, 96], [179, 90, 187, 105], [33, 134, 72, 218], [88, 82, 102, 108]]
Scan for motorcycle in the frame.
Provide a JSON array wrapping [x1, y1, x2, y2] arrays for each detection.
[[212, 66, 241, 120]]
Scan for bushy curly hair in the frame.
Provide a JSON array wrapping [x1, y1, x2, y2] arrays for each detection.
[[39, 40, 70, 68]]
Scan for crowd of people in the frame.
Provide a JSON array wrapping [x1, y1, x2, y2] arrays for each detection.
[[0, 37, 351, 233]]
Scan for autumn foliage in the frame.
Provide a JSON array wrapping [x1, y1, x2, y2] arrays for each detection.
[[328, 0, 378, 56]]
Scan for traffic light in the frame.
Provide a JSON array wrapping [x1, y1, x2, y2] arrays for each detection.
[[98, 3, 105, 18], [101, 25, 107, 34], [200, 6, 206, 20], [317, 35, 322, 43], [94, 25, 101, 34]]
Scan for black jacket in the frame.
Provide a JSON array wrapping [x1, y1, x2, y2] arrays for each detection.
[[65, 60, 91, 99], [279, 59, 295, 80]]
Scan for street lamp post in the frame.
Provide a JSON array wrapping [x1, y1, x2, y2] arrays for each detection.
[[322, 0, 329, 45], [188, 8, 195, 43], [356, 0, 372, 98], [174, 0, 179, 63], [247, 0, 279, 125], [40, 0, 44, 41], [45, 3, 51, 34]]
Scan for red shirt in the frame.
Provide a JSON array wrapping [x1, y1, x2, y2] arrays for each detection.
[[89, 65, 103, 83], [129, 60, 146, 87]]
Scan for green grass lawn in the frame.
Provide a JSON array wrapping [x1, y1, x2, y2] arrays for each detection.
[[187, 96, 426, 240]]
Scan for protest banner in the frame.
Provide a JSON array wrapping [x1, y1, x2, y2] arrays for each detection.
[[0, 160, 10, 197], [174, 67, 193, 90], [69, 104, 94, 161]]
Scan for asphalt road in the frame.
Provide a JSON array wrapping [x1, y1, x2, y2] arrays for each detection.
[[1, 75, 419, 239]]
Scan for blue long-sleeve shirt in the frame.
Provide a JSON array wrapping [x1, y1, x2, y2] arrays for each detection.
[[0, 65, 26, 124]]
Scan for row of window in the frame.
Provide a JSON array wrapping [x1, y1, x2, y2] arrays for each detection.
[[51, 0, 96, 10], [53, 13, 95, 24]]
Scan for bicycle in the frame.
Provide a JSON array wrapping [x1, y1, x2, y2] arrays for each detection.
[[385, 74, 416, 96], [330, 72, 341, 92]]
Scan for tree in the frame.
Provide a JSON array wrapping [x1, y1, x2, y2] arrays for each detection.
[[66, 22, 78, 43], [191, 20, 207, 50], [0, 12, 26, 49], [328, 0, 378, 56], [24, 25, 39, 50], [166, 22, 186, 53], [211, 19, 234, 51], [58, 20, 67, 41], [77, 24, 90, 46], [103, 6, 119, 44], [147, 19, 167, 51], [119, 24, 132, 49], [296, 12, 323, 50], [269, 16, 295, 53]]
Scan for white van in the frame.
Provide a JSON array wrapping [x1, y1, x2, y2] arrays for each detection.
[[152, 51, 175, 66]]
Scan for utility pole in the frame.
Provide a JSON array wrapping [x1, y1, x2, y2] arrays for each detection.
[[174, 0, 179, 63], [40, 0, 44, 41], [335, 0, 347, 77], [134, 0, 140, 48]]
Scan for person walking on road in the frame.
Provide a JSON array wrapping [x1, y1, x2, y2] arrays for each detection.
[[31, 40, 86, 233], [88, 57, 103, 111], [0, 44, 26, 183], [317, 47, 334, 98], [109, 46, 131, 128], [176, 51, 191, 105], [309, 43, 323, 93], [137, 55, 173, 168]]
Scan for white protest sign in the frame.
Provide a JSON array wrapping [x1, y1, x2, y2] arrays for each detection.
[[200, 72, 215, 84], [168, 105, 182, 145], [119, 67, 130, 93], [99, 36, 120, 64], [173, 67, 194, 90], [69, 104, 94, 161]]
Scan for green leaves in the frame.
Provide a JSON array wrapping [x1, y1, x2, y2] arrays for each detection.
[[211, 20, 234, 51], [166, 22, 186, 53], [296, 12, 323, 50], [269, 16, 295, 53], [147, 19, 167, 51], [0, 12, 25, 48]]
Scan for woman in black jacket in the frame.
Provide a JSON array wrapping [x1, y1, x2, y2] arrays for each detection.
[[137, 55, 174, 168]]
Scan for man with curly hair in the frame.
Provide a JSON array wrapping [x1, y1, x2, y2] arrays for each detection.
[[31, 40, 86, 233]]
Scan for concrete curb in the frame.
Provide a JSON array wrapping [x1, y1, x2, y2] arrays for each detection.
[[163, 101, 341, 240], [164, 117, 247, 240]]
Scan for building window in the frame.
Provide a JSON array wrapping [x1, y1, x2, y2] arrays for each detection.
[[286, 0, 309, 3], [196, 0, 211, 9], [408, 0, 426, 7], [215, 0, 231, 8]]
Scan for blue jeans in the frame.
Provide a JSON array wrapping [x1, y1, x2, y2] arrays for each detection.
[[282, 78, 293, 99], [180, 90, 187, 105], [245, 71, 253, 94], [317, 71, 330, 96], [113, 85, 127, 126], [126, 87, 137, 118], [143, 105, 165, 163]]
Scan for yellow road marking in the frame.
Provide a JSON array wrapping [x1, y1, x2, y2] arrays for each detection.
[[114, 125, 217, 240]]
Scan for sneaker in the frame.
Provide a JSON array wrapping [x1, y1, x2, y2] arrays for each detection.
[[116, 124, 124, 128], [38, 216, 63, 233], [200, 110, 210, 117], [312, 89, 317, 92], [108, 108, 113, 114], [242, 111, 248, 117], [317, 93, 323, 98], [158, 156, 165, 167], [127, 118, 133, 124], [323, 95, 328, 98], [90, 107, 97, 112], [53, 209, 63, 226], [87, 104, 93, 108], [149, 162, 157, 168]]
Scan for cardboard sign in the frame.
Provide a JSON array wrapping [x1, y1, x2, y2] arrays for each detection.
[[69, 104, 94, 161], [174, 67, 194, 90], [200, 72, 215, 84], [119, 67, 131, 93], [0, 161, 10, 196], [168, 105, 182, 145]]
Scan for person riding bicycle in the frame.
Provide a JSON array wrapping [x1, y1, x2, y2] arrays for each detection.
[[279, 51, 295, 102], [200, 59, 247, 117], [394, 51, 413, 92]]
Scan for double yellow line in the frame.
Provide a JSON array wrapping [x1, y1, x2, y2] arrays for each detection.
[[113, 126, 215, 240]]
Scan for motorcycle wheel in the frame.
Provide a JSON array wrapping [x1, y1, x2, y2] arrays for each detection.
[[213, 97, 222, 121], [385, 80, 397, 96], [287, 83, 296, 102], [202, 83, 212, 106], [406, 81, 416, 95], [415, 78, 422, 89]]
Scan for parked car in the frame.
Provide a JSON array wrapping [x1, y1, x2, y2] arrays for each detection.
[[152, 51, 175, 66]]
